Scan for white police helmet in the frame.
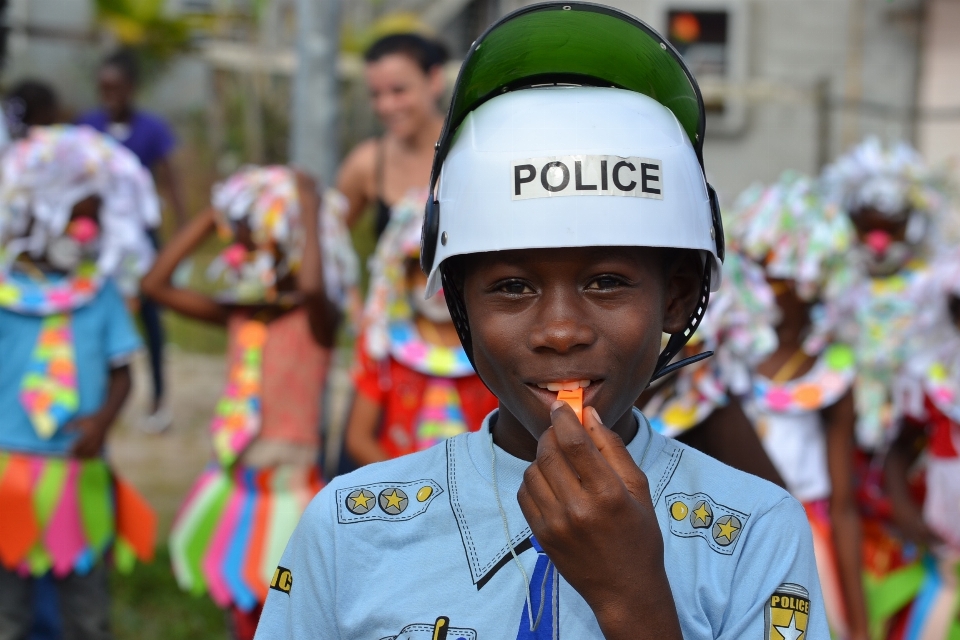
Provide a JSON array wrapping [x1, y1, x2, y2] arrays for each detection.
[[421, 2, 725, 380]]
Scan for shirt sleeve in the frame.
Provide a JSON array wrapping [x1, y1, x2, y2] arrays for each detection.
[[255, 489, 339, 639], [99, 280, 142, 366], [716, 496, 830, 640]]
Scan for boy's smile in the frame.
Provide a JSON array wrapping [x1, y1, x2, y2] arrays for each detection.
[[458, 246, 701, 461]]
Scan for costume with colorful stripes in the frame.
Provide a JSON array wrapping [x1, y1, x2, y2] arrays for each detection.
[[0, 266, 155, 577], [168, 167, 357, 615]]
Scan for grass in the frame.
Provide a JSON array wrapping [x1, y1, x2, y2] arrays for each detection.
[[111, 547, 227, 640]]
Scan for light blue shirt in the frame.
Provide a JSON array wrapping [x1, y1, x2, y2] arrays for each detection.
[[0, 277, 141, 455], [256, 409, 828, 639]]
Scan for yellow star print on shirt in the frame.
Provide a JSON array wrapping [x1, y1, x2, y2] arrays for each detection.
[[717, 518, 739, 541], [383, 490, 405, 510], [352, 492, 372, 510], [694, 504, 710, 522]]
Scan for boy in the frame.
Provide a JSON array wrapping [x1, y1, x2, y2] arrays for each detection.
[[255, 4, 827, 638]]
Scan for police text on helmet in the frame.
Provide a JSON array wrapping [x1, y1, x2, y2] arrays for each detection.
[[511, 155, 663, 201]]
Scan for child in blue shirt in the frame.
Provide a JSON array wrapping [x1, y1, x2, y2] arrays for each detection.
[[0, 126, 155, 640], [256, 4, 828, 639]]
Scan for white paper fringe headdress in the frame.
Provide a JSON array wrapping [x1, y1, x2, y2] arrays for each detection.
[[726, 171, 858, 303], [208, 165, 359, 310], [0, 125, 160, 283], [694, 250, 779, 395], [822, 136, 950, 223]]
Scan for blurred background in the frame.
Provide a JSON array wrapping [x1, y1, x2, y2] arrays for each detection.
[[2, 0, 958, 636]]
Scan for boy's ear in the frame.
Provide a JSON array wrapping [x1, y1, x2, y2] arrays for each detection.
[[662, 251, 704, 335]]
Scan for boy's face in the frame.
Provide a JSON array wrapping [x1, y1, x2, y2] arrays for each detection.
[[460, 246, 701, 455]]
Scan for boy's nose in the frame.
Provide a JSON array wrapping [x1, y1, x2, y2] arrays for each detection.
[[529, 307, 597, 354]]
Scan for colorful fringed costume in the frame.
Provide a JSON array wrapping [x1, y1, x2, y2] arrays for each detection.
[[748, 343, 858, 634], [169, 309, 330, 608], [868, 249, 960, 639], [349, 199, 497, 460], [820, 136, 953, 450], [168, 167, 358, 623], [0, 126, 159, 586], [0, 271, 155, 580]]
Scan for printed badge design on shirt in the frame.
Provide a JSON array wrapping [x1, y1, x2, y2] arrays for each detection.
[[269, 566, 292, 595], [664, 492, 750, 554], [337, 479, 443, 524], [511, 155, 663, 201], [765, 583, 809, 640], [379, 616, 477, 640]]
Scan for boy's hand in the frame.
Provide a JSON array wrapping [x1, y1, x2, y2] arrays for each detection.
[[67, 413, 112, 458], [517, 402, 682, 640]]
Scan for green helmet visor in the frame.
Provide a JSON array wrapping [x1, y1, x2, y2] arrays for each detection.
[[433, 2, 707, 181]]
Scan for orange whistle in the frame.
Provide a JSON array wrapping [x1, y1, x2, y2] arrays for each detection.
[[556, 388, 583, 424]]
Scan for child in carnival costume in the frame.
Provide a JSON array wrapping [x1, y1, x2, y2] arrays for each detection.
[[143, 166, 358, 640], [821, 137, 951, 451], [639, 250, 784, 485], [729, 171, 871, 640], [0, 125, 157, 639], [343, 199, 498, 465], [822, 138, 955, 636], [879, 247, 960, 639]]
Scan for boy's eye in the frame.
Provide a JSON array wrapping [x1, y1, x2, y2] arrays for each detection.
[[495, 279, 534, 295], [586, 275, 627, 290]]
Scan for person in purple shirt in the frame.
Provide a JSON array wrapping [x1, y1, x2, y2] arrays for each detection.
[[77, 48, 185, 433]]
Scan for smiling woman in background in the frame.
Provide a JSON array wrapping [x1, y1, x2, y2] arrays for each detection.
[[336, 33, 448, 237]]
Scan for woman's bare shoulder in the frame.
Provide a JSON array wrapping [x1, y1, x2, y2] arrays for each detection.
[[340, 137, 380, 178]]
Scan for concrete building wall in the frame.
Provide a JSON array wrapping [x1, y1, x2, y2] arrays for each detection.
[[500, 0, 922, 201], [5, 0, 101, 111], [917, 0, 960, 188]]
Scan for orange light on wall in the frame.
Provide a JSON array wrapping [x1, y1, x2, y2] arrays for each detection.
[[670, 12, 701, 43]]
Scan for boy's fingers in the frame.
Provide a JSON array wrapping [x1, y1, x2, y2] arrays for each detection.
[[549, 402, 616, 492], [517, 462, 557, 530], [583, 406, 653, 509], [535, 424, 583, 496]]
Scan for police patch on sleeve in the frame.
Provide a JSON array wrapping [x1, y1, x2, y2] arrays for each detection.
[[765, 583, 810, 639], [379, 616, 477, 640], [664, 492, 749, 555], [270, 566, 292, 594], [511, 155, 663, 201], [337, 479, 443, 524]]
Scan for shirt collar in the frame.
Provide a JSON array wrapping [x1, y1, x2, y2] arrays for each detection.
[[448, 408, 663, 589]]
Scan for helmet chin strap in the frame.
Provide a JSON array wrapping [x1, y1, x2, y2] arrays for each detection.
[[649, 257, 714, 383], [439, 255, 714, 388]]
